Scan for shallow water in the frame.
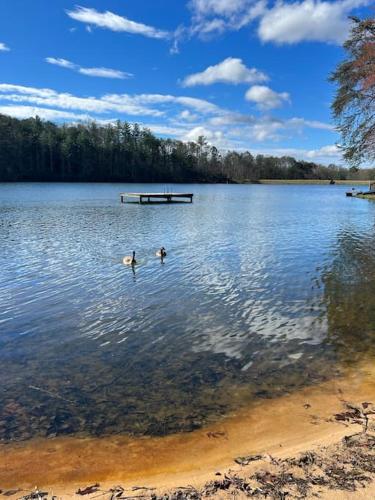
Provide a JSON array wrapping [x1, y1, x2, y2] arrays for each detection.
[[0, 182, 375, 441]]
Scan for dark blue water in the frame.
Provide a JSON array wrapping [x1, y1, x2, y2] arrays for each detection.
[[1, 183, 375, 441]]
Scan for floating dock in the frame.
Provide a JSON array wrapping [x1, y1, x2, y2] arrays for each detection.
[[120, 192, 193, 204]]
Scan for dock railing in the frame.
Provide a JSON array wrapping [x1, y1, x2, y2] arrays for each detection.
[[120, 192, 193, 204]]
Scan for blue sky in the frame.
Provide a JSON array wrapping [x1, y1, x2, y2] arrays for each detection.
[[0, 0, 371, 164]]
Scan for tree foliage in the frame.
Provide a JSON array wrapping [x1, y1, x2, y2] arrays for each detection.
[[0, 113, 372, 183], [331, 16, 375, 165]]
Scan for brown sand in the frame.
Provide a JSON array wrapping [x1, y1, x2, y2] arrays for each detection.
[[1, 361, 375, 498]]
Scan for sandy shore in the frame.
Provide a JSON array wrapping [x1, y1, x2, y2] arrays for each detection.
[[1, 361, 375, 498]]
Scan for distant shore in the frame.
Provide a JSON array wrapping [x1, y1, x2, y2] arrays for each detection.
[[257, 179, 372, 185], [0, 179, 372, 186], [2, 360, 375, 499]]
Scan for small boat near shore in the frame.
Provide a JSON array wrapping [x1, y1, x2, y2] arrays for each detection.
[[346, 189, 361, 197], [346, 182, 375, 198]]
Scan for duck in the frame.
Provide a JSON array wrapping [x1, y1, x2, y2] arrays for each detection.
[[123, 251, 137, 266], [156, 247, 167, 258]]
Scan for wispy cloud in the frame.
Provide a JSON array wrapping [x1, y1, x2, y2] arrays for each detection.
[[287, 117, 335, 131], [0, 84, 162, 116], [79, 67, 131, 79], [46, 57, 133, 80], [0, 43, 10, 52], [191, 0, 252, 17], [170, 1, 266, 53], [108, 93, 223, 114], [189, 0, 265, 37], [182, 57, 268, 87], [249, 145, 342, 163], [179, 110, 199, 122], [46, 57, 76, 69], [0, 84, 224, 119], [66, 6, 169, 39], [0, 105, 96, 122]]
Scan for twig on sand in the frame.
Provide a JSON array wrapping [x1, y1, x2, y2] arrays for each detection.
[[234, 455, 263, 466], [28, 385, 75, 404], [76, 483, 100, 495], [131, 487, 156, 492]]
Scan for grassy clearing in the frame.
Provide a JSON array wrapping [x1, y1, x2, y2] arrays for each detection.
[[356, 194, 375, 200]]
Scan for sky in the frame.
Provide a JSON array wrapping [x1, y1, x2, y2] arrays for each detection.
[[0, 0, 372, 165]]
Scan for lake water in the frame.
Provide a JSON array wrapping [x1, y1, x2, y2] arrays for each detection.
[[1, 182, 375, 441]]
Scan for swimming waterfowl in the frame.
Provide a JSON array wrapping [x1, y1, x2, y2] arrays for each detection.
[[156, 247, 167, 258], [123, 251, 137, 265]]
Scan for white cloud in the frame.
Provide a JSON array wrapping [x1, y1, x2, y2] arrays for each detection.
[[142, 123, 191, 137], [0, 43, 10, 52], [0, 105, 96, 122], [0, 84, 224, 119], [305, 144, 341, 159], [195, 18, 227, 35], [46, 57, 133, 80], [179, 110, 199, 122], [107, 93, 222, 114], [0, 84, 163, 116], [252, 122, 282, 140], [188, 0, 266, 38], [183, 57, 268, 87], [178, 109, 199, 122], [46, 57, 76, 69], [189, 0, 265, 27], [78, 67, 132, 79], [209, 112, 261, 127], [245, 85, 290, 110], [184, 125, 226, 146], [190, 0, 252, 17], [208, 114, 334, 143], [258, 0, 369, 45], [186, 0, 368, 46], [66, 6, 169, 39], [249, 145, 342, 163], [287, 117, 335, 131], [172, 1, 264, 50], [175, 96, 221, 113]]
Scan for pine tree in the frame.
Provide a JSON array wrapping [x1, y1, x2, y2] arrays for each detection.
[[331, 17, 375, 165]]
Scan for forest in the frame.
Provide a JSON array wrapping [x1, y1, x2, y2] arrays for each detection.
[[0, 113, 373, 183]]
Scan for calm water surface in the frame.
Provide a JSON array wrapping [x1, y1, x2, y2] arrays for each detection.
[[1, 182, 375, 441]]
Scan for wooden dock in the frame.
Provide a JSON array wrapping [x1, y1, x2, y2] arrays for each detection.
[[120, 192, 193, 204]]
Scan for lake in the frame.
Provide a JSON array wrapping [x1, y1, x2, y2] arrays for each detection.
[[1, 182, 375, 441]]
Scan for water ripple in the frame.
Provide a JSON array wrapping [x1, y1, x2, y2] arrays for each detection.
[[0, 183, 375, 440]]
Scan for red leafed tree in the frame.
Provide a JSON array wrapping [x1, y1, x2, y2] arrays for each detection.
[[331, 16, 375, 166]]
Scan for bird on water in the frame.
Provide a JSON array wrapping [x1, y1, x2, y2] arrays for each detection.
[[156, 247, 167, 258], [123, 251, 137, 265]]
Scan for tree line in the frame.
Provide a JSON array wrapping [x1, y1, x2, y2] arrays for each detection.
[[0, 113, 374, 183]]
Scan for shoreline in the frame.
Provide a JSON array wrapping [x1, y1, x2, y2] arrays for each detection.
[[2, 361, 375, 498], [0, 179, 371, 186], [257, 179, 371, 185]]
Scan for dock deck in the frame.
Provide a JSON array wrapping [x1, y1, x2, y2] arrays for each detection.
[[120, 192, 193, 204]]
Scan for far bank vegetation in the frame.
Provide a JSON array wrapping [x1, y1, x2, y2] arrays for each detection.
[[1, 114, 374, 183]]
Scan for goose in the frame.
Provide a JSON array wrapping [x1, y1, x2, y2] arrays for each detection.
[[156, 247, 167, 258], [123, 251, 137, 266]]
